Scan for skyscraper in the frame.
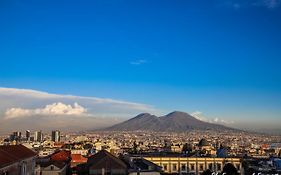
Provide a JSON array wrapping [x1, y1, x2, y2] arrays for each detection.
[[10, 131, 21, 142], [34, 130, 43, 142], [26, 130, 31, 141], [51, 130, 60, 142]]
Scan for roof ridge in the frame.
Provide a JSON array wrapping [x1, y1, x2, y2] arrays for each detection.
[[0, 145, 37, 168]]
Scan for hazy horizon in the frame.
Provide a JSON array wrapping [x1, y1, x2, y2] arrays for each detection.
[[0, 87, 280, 135]]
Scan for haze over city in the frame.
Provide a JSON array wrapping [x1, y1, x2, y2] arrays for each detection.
[[1, 0, 281, 134]]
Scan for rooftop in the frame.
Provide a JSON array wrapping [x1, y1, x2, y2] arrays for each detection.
[[0, 145, 37, 168]]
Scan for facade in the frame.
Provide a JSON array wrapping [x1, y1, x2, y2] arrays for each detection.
[[36, 162, 67, 175], [34, 130, 43, 142], [9, 131, 21, 142], [36, 150, 71, 175], [26, 130, 31, 141], [51, 130, 61, 142], [144, 156, 242, 175], [87, 150, 127, 175], [0, 145, 37, 175], [125, 156, 162, 175]]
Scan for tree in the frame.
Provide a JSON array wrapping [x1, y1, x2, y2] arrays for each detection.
[[133, 141, 138, 154], [83, 143, 93, 149], [182, 143, 192, 154]]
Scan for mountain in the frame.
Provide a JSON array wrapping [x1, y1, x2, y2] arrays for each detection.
[[105, 113, 161, 131], [104, 111, 237, 132]]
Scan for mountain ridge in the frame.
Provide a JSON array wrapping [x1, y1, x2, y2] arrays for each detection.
[[104, 111, 238, 132]]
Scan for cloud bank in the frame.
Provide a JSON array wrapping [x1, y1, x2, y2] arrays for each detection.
[[4, 102, 87, 119], [191, 111, 234, 125], [0, 87, 158, 133], [0, 87, 156, 115]]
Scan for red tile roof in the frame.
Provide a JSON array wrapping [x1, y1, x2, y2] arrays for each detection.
[[0, 145, 37, 168], [51, 150, 71, 162], [53, 142, 64, 148], [71, 154, 87, 163]]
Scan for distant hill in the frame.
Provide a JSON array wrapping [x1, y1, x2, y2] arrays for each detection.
[[104, 111, 238, 132]]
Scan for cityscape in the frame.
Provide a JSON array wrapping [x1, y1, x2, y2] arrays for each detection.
[[1, 127, 281, 174], [1, 0, 281, 175]]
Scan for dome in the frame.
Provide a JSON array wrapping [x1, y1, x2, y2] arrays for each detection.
[[198, 139, 209, 147]]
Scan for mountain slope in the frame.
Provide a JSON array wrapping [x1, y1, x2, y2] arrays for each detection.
[[105, 113, 162, 131], [104, 111, 237, 132]]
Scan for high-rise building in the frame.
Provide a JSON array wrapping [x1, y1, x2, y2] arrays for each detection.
[[34, 130, 43, 142], [51, 130, 60, 142], [26, 130, 31, 141], [10, 131, 21, 142]]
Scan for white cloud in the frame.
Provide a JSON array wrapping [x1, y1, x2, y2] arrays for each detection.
[[191, 111, 234, 125], [213, 117, 234, 125], [5, 108, 32, 119], [191, 111, 208, 122], [130, 59, 147, 65], [0, 87, 158, 132], [4, 102, 87, 119], [0, 87, 156, 113], [0, 87, 61, 99], [0, 87, 159, 119]]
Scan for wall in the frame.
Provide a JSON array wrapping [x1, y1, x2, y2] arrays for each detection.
[[144, 157, 241, 174]]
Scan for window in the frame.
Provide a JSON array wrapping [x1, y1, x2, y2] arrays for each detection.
[[163, 164, 168, 171], [181, 164, 187, 171], [236, 164, 240, 171], [208, 163, 213, 170], [217, 163, 221, 171], [190, 164, 195, 171], [50, 165, 54, 170], [199, 164, 204, 171], [172, 163, 177, 171]]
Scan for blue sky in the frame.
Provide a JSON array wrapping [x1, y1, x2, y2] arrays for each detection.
[[0, 0, 281, 130]]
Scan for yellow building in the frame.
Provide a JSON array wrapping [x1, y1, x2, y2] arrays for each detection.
[[143, 156, 242, 175]]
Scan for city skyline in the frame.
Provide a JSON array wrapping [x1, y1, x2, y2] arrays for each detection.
[[1, 0, 281, 134]]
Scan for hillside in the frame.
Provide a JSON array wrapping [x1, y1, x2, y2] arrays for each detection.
[[104, 111, 237, 132]]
